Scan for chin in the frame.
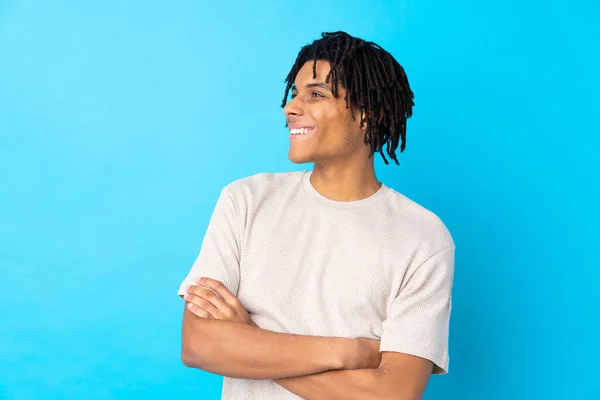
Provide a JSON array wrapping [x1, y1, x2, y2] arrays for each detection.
[[288, 156, 312, 165], [288, 153, 315, 164], [288, 149, 310, 164]]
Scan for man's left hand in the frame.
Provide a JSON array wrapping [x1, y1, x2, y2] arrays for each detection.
[[184, 277, 257, 327]]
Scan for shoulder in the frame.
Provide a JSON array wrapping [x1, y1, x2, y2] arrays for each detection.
[[219, 170, 304, 210], [384, 188, 455, 252], [223, 170, 303, 196]]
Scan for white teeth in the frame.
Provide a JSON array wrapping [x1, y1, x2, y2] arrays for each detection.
[[290, 128, 313, 135]]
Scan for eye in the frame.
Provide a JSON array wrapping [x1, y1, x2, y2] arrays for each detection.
[[311, 91, 324, 98]]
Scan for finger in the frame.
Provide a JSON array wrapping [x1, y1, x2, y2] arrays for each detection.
[[186, 301, 213, 319], [186, 284, 231, 314], [195, 277, 239, 306], [184, 293, 223, 319]]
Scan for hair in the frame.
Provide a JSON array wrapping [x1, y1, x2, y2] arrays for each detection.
[[281, 31, 414, 165]]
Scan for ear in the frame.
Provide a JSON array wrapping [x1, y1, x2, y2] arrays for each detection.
[[359, 110, 368, 130], [358, 108, 384, 130]]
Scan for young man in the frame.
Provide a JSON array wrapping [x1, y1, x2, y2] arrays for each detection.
[[178, 31, 455, 400]]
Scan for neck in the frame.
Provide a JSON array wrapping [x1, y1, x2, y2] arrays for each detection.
[[309, 160, 381, 202]]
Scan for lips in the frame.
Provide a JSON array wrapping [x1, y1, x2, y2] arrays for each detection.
[[288, 123, 316, 129]]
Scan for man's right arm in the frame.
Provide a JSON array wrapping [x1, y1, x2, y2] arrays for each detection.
[[181, 304, 378, 380]]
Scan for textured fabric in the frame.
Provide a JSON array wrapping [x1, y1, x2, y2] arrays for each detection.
[[178, 170, 455, 399]]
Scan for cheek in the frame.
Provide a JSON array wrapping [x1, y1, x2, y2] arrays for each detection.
[[319, 125, 355, 152], [318, 109, 347, 136], [311, 105, 358, 146]]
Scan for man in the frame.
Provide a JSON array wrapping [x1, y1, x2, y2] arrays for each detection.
[[177, 31, 455, 400]]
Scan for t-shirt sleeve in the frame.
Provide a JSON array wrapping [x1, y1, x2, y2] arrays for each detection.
[[379, 245, 455, 374], [177, 185, 241, 298]]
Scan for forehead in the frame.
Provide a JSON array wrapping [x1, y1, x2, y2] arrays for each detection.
[[293, 60, 333, 88]]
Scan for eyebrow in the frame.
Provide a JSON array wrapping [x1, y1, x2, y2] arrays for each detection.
[[291, 82, 332, 92]]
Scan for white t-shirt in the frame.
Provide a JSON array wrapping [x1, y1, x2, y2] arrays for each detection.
[[178, 170, 455, 399]]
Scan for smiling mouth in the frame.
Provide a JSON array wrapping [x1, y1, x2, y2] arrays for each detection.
[[289, 127, 315, 136]]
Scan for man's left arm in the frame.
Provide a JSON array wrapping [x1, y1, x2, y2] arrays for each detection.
[[274, 351, 433, 400], [273, 243, 455, 400], [188, 239, 454, 399]]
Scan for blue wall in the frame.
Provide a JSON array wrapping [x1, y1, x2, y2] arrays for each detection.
[[1, 1, 598, 399]]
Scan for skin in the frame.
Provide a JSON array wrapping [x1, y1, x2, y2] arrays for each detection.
[[285, 59, 383, 203]]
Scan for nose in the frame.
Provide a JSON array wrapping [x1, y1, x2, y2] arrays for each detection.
[[283, 95, 303, 118]]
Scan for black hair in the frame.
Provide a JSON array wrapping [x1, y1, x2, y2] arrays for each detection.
[[281, 31, 414, 165]]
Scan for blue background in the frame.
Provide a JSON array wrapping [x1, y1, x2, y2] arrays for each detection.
[[1, 1, 598, 399]]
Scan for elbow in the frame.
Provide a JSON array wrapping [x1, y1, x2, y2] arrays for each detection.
[[180, 309, 231, 372], [181, 344, 216, 370], [371, 370, 423, 400], [181, 334, 213, 369], [181, 348, 201, 369]]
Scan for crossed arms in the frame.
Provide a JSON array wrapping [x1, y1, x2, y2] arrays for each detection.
[[180, 279, 433, 400]]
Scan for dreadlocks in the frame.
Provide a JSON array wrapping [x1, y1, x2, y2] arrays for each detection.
[[281, 31, 414, 165]]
